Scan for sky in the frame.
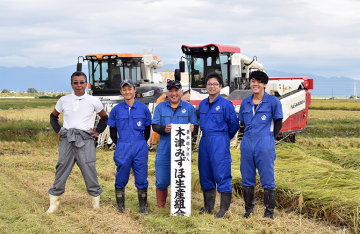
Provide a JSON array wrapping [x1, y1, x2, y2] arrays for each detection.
[[1, 0, 359, 79]]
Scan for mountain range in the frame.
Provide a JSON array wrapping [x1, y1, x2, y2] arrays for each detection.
[[0, 65, 358, 97]]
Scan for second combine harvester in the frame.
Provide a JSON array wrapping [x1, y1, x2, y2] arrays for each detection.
[[177, 44, 313, 143]]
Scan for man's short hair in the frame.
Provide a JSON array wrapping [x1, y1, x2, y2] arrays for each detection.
[[250, 70, 269, 84], [71, 71, 87, 83], [205, 72, 223, 86]]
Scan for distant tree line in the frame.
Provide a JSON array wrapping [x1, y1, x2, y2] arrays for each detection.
[[27, 88, 38, 93], [1, 88, 38, 93]]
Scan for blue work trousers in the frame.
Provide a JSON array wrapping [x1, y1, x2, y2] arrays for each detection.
[[198, 132, 233, 193], [154, 140, 171, 190], [240, 133, 276, 189], [114, 137, 148, 189]]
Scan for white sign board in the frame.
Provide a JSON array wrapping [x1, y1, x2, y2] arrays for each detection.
[[171, 124, 192, 216]]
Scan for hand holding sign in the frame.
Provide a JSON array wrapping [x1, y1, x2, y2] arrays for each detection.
[[165, 123, 173, 133], [188, 122, 194, 133]]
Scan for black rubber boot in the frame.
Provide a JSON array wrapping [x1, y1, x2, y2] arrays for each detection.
[[214, 193, 232, 218], [199, 189, 216, 214], [263, 187, 276, 219], [243, 186, 255, 218], [115, 188, 125, 213], [138, 188, 149, 215]]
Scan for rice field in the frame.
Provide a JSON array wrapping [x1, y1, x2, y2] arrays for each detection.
[[0, 99, 359, 233], [0, 98, 57, 110], [309, 99, 360, 111]]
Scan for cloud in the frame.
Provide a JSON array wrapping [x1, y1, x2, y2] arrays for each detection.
[[0, 0, 359, 78]]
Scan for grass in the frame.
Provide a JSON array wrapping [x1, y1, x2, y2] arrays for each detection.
[[297, 137, 360, 170], [1, 100, 359, 233], [271, 143, 360, 229], [0, 99, 57, 110], [0, 141, 348, 234], [0, 117, 60, 146], [0, 142, 147, 233], [0, 106, 63, 144], [309, 100, 360, 111], [304, 119, 360, 138], [301, 110, 360, 138]]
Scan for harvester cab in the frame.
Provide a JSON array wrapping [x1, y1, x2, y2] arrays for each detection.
[[179, 43, 314, 142], [180, 44, 264, 105], [76, 50, 166, 147], [77, 49, 165, 104]]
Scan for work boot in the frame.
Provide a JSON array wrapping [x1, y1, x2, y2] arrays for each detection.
[[199, 189, 216, 214], [115, 188, 125, 213], [138, 188, 149, 215], [263, 187, 276, 219], [243, 186, 255, 218], [156, 188, 168, 208], [215, 193, 232, 218], [46, 194, 60, 214], [91, 195, 100, 209]]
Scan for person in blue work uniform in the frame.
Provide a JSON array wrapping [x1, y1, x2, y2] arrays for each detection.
[[198, 72, 240, 218], [107, 79, 152, 215], [239, 70, 283, 219], [151, 79, 198, 210]]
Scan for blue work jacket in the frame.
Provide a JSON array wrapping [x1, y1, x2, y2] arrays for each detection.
[[107, 99, 151, 141], [198, 95, 239, 139], [152, 100, 198, 142], [239, 92, 283, 135]]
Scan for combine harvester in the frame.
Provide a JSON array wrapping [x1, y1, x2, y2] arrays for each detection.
[[177, 44, 313, 143], [76, 49, 166, 147]]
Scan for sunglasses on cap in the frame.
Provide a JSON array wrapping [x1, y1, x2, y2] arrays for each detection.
[[72, 81, 86, 85], [167, 80, 182, 90]]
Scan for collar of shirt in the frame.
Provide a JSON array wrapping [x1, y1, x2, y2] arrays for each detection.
[[123, 98, 138, 109], [165, 99, 183, 108], [247, 92, 270, 106], [205, 94, 221, 104]]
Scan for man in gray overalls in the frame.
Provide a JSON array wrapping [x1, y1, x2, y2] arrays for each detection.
[[47, 71, 108, 213]]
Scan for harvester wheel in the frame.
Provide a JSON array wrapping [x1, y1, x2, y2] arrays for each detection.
[[289, 134, 296, 143]]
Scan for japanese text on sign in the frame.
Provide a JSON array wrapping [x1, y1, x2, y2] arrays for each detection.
[[171, 124, 192, 216]]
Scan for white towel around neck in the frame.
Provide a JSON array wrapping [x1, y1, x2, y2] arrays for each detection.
[[72, 92, 87, 111]]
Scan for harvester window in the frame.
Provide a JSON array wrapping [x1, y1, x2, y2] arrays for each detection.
[[120, 62, 141, 85], [92, 61, 101, 84], [220, 55, 229, 86], [207, 57, 212, 67], [186, 54, 223, 88], [88, 59, 122, 92], [102, 62, 109, 82]]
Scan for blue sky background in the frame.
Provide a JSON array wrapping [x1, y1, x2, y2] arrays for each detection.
[[1, 0, 359, 79]]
